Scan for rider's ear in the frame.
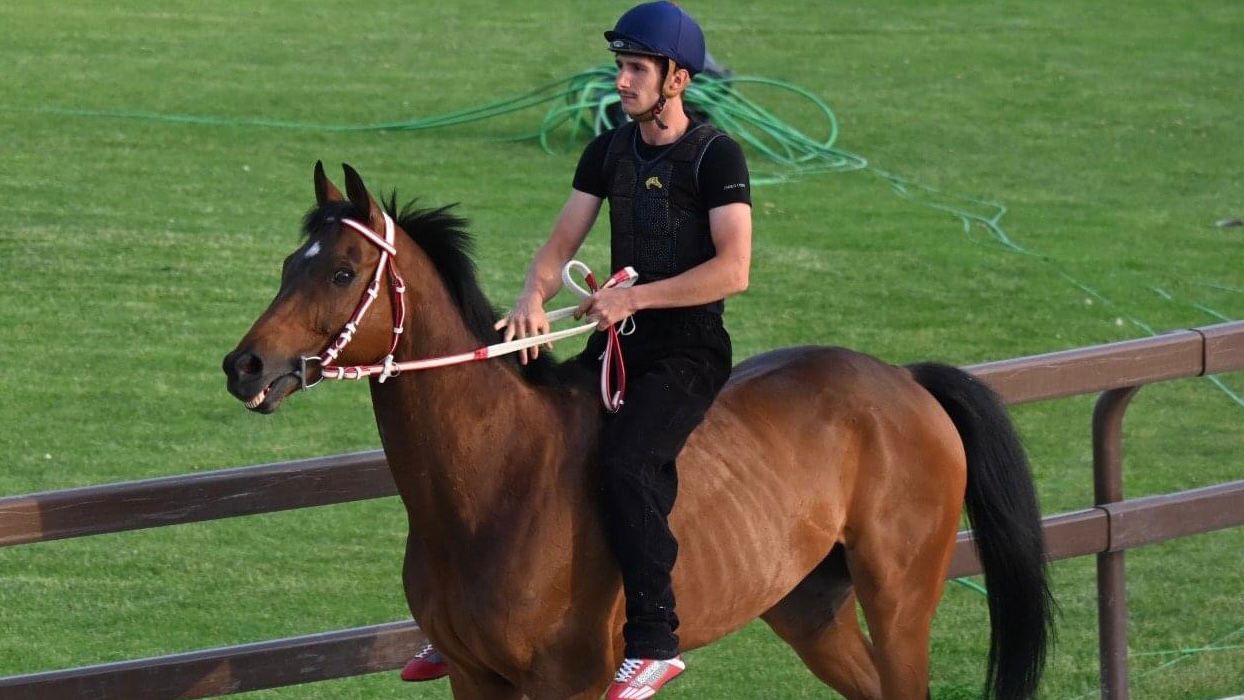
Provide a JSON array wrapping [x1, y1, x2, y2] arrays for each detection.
[[665, 63, 689, 98], [314, 160, 344, 205], [342, 163, 386, 232]]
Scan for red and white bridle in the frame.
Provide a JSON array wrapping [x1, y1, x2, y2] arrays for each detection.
[[299, 213, 637, 412]]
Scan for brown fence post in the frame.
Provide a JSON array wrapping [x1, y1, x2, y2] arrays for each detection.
[[1092, 386, 1140, 700]]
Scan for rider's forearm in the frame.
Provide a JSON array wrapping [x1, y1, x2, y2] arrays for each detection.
[[521, 239, 573, 303], [520, 192, 601, 305], [629, 254, 749, 311]]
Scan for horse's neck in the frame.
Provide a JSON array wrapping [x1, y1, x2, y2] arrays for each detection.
[[369, 244, 581, 539]]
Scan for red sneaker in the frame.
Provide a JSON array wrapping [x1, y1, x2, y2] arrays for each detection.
[[606, 656, 686, 699], [399, 642, 449, 682]]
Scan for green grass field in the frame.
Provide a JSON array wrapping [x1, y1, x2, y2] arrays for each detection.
[[2, 1, 1242, 698]]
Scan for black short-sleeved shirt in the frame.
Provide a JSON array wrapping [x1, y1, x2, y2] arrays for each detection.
[[572, 125, 752, 211]]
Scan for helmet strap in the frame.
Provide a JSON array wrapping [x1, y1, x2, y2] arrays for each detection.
[[652, 96, 668, 129]]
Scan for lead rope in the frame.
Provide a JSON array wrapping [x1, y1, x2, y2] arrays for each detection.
[[559, 261, 637, 412]]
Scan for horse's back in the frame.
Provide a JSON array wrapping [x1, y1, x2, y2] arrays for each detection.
[[720, 344, 913, 412], [709, 343, 963, 486]]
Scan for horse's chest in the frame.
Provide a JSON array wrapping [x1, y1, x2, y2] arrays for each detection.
[[413, 562, 551, 647], [417, 585, 548, 674]]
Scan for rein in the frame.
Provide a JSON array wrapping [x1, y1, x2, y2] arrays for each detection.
[[299, 213, 637, 412]]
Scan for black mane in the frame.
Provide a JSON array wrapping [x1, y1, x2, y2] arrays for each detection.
[[302, 195, 588, 387]]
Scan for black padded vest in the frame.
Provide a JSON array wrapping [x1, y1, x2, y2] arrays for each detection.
[[604, 121, 725, 315]]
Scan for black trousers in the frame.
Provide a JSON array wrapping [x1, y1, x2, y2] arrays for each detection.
[[577, 309, 732, 660]]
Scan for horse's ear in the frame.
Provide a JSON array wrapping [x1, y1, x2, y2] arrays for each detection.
[[314, 160, 343, 204], [342, 163, 385, 230]]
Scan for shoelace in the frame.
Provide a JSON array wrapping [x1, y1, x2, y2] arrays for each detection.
[[613, 658, 643, 683], [413, 642, 438, 660]]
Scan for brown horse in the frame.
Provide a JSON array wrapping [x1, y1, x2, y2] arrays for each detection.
[[223, 163, 1052, 700]]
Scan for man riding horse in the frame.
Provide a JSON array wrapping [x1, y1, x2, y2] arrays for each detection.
[[402, 3, 753, 697]]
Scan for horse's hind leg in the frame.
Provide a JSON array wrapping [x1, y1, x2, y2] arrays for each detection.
[[846, 488, 960, 699], [762, 545, 881, 700]]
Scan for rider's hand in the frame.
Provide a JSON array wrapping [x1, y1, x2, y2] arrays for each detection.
[[500, 292, 552, 365], [575, 287, 638, 331]]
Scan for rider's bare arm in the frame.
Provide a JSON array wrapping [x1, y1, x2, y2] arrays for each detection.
[[504, 189, 603, 363], [521, 190, 603, 305], [577, 202, 751, 328]]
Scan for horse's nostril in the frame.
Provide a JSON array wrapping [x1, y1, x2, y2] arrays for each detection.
[[233, 351, 264, 378]]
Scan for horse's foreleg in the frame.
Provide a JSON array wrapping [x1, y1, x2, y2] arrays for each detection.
[[521, 637, 615, 700], [447, 670, 525, 700]]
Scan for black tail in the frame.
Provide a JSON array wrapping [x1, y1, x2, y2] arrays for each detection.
[[908, 362, 1053, 700]]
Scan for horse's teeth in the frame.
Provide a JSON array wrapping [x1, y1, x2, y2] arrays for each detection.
[[246, 387, 268, 408]]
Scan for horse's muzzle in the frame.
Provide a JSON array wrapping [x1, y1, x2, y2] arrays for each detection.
[[222, 348, 301, 414]]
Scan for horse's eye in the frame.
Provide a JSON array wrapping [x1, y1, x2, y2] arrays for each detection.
[[332, 268, 356, 286]]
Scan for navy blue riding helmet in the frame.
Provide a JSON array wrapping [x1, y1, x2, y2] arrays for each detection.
[[605, 1, 706, 75]]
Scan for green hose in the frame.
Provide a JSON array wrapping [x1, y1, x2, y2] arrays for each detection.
[[19, 66, 1243, 408]]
